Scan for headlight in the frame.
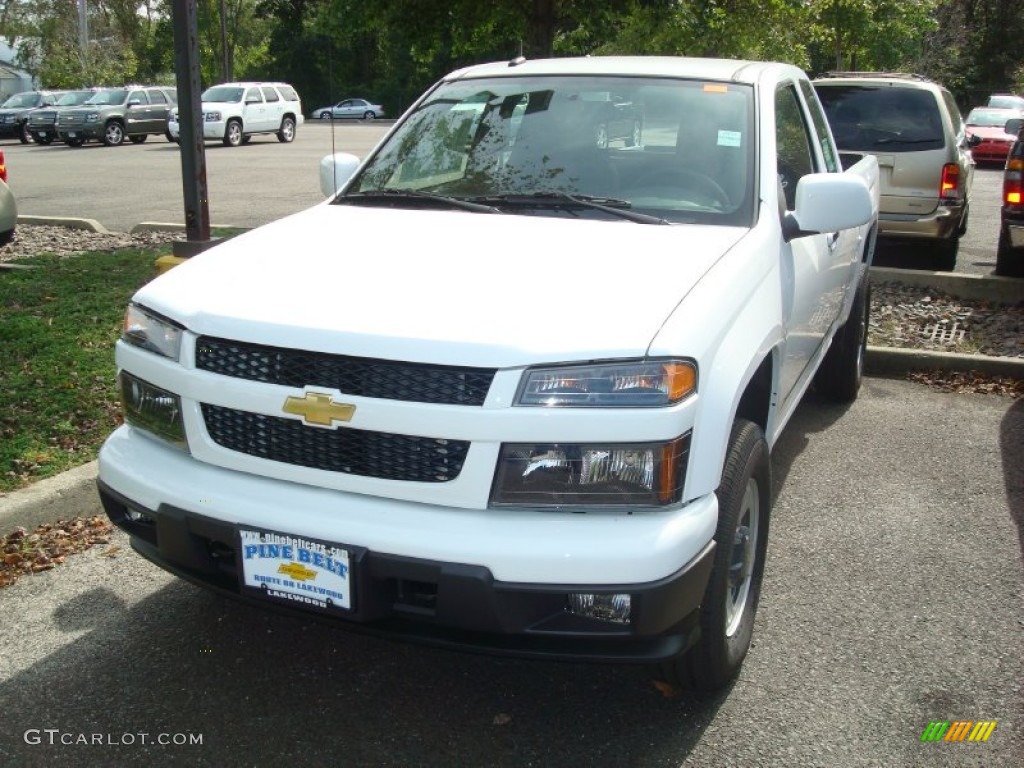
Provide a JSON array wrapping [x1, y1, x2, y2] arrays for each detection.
[[516, 359, 696, 407], [122, 304, 183, 361], [490, 434, 690, 508], [205, 111, 221, 122], [119, 372, 188, 450]]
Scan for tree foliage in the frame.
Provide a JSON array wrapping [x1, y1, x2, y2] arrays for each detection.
[[0, 0, 1019, 109]]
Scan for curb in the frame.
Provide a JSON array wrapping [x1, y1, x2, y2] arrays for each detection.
[[865, 346, 1024, 378], [871, 266, 1023, 304], [17, 215, 110, 234], [0, 461, 102, 534]]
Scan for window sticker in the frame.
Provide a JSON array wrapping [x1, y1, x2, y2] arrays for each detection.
[[718, 130, 742, 148]]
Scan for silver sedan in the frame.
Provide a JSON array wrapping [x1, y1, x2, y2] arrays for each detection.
[[311, 98, 385, 121]]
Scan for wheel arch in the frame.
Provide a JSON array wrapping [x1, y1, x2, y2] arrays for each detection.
[[684, 336, 781, 504]]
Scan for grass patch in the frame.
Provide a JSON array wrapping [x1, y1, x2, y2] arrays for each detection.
[[0, 248, 168, 492]]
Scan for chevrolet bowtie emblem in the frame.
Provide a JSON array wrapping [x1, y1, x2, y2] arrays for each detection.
[[282, 392, 356, 426], [278, 562, 317, 582]]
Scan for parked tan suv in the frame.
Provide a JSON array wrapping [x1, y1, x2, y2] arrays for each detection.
[[813, 72, 976, 270]]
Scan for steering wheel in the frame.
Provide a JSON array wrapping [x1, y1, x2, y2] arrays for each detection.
[[631, 167, 731, 209]]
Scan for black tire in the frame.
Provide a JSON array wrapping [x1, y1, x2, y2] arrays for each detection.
[[0, 227, 14, 246], [223, 119, 243, 147], [65, 137, 85, 147], [35, 135, 52, 146], [658, 419, 771, 694], [103, 121, 125, 146], [319, 112, 332, 120], [934, 237, 958, 271], [277, 116, 296, 143], [165, 131, 176, 143], [19, 122, 32, 144], [815, 270, 869, 402], [128, 135, 147, 144], [362, 111, 376, 121], [996, 225, 1024, 277], [242, 135, 252, 144]]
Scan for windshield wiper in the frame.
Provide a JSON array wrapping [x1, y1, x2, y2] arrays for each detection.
[[873, 137, 941, 145], [340, 189, 503, 214], [469, 192, 670, 225]]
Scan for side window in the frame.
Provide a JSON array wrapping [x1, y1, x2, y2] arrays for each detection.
[[775, 84, 816, 211], [277, 85, 298, 102], [129, 90, 149, 106], [799, 80, 839, 173], [245, 88, 262, 104], [148, 89, 167, 105], [942, 90, 964, 138], [261, 87, 280, 103]]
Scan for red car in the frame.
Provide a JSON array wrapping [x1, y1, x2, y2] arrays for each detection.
[[965, 107, 1023, 165]]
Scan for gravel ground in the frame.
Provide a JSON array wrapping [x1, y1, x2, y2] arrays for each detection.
[[3, 223, 1023, 362], [0, 224, 181, 263]]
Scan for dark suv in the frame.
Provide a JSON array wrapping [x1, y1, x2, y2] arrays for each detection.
[[55, 86, 177, 146], [998, 117, 1024, 277], [0, 90, 65, 143]]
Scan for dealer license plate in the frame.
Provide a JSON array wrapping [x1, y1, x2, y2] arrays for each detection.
[[239, 528, 352, 612], [39, 131, 47, 138]]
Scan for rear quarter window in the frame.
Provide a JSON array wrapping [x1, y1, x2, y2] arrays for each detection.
[[816, 85, 945, 152]]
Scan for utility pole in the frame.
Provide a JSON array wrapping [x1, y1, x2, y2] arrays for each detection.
[[77, 0, 88, 60], [170, 0, 215, 259], [219, 0, 230, 82]]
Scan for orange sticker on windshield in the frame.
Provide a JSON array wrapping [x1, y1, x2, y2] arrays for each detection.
[[703, 84, 729, 93]]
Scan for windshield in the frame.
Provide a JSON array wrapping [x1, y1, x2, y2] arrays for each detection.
[[2, 92, 40, 109], [816, 85, 945, 152], [342, 75, 755, 225], [966, 108, 1021, 128], [56, 90, 96, 106], [202, 86, 244, 103], [85, 89, 129, 106]]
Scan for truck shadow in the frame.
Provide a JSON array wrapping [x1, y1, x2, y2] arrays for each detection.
[[0, 573, 735, 767]]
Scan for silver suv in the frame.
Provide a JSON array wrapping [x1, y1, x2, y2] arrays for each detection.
[[813, 72, 976, 270]]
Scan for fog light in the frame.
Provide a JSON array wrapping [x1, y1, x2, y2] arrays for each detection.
[[119, 372, 188, 450], [568, 593, 631, 624]]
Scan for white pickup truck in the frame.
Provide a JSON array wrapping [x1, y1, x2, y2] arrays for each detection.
[[99, 57, 878, 692]]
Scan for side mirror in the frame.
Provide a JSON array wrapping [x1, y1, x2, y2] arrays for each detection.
[[783, 172, 874, 242], [319, 152, 361, 197], [127, 99, 142, 107], [966, 133, 982, 148], [1005, 118, 1023, 136]]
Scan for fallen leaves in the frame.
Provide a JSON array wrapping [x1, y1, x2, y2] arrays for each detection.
[[907, 370, 1024, 398], [0, 516, 115, 588]]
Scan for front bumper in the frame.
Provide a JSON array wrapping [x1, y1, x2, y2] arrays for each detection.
[[0, 122, 22, 138], [877, 201, 965, 242], [56, 125, 101, 141], [166, 120, 231, 140], [97, 426, 718, 662]]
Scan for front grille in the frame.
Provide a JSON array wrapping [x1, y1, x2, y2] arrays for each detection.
[[202, 404, 469, 482], [59, 113, 85, 126], [29, 111, 56, 126], [196, 336, 494, 406]]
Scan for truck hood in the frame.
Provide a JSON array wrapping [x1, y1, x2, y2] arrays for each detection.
[[136, 204, 747, 368]]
